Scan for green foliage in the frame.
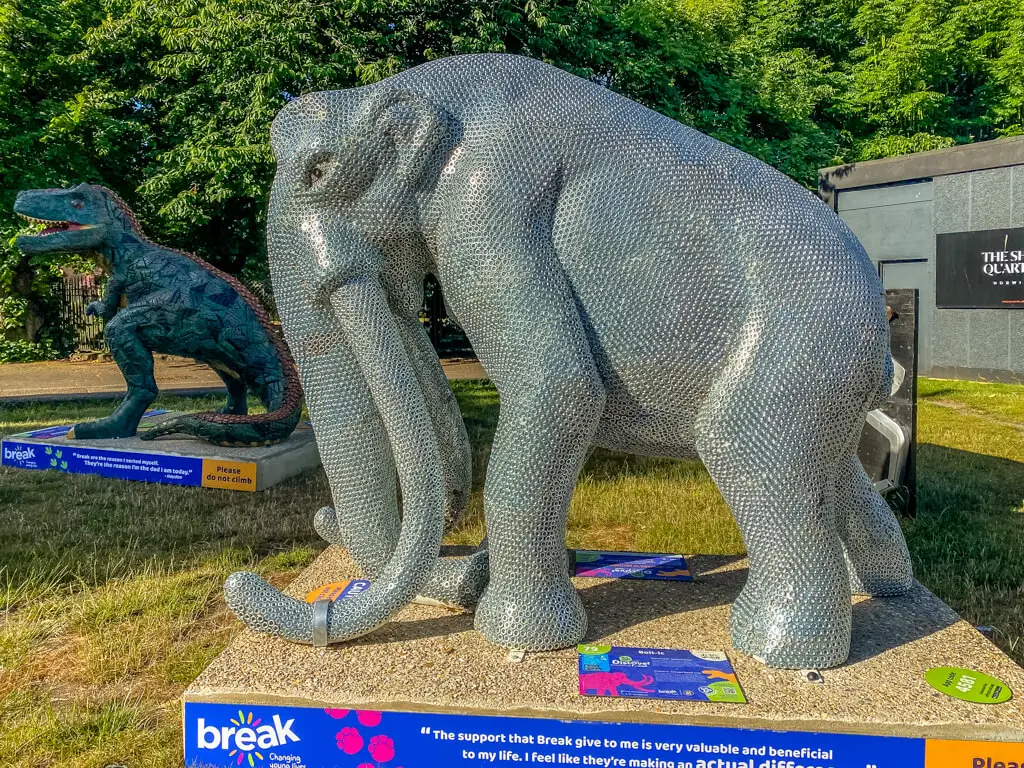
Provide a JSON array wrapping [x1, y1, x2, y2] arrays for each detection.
[[842, 0, 1024, 157], [0, 0, 108, 356], [0, 0, 1022, 353], [0, 338, 72, 363]]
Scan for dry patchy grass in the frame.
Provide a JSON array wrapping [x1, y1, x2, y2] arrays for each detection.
[[0, 377, 1022, 766]]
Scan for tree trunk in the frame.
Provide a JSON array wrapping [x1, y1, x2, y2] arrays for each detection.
[[11, 255, 45, 342]]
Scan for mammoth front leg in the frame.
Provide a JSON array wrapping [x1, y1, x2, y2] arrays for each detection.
[[475, 363, 605, 650], [432, 141, 604, 648], [444, 259, 606, 651]]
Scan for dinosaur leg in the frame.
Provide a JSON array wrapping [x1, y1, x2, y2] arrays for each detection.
[[71, 307, 158, 440], [695, 330, 862, 669], [212, 367, 249, 415], [834, 452, 913, 596]]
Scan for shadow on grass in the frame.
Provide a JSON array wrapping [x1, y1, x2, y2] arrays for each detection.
[[918, 387, 956, 399], [903, 443, 1024, 664]]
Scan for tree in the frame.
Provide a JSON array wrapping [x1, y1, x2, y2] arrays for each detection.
[[0, 0, 113, 359], [842, 0, 1024, 160], [1, 0, 1021, 359]]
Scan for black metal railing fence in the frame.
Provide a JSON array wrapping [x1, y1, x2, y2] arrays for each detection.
[[56, 273, 106, 351]]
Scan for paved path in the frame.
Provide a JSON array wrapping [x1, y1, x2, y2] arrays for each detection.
[[0, 356, 486, 402]]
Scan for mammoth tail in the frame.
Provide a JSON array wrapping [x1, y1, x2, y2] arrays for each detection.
[[139, 403, 303, 447], [867, 353, 899, 411]]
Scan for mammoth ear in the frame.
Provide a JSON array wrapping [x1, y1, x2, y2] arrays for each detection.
[[357, 87, 444, 183]]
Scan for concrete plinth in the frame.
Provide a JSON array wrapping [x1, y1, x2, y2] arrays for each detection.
[[184, 548, 1024, 768], [1, 410, 319, 491]]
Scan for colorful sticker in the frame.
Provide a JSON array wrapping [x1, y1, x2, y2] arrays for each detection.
[[578, 645, 746, 703], [925, 667, 1013, 704], [574, 550, 692, 580], [305, 580, 371, 603]]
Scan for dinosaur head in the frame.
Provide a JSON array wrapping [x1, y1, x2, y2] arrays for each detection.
[[14, 183, 116, 255]]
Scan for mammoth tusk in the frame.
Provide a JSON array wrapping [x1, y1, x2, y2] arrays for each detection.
[[223, 571, 386, 643]]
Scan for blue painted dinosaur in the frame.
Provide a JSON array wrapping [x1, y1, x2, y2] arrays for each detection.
[[14, 183, 302, 445]]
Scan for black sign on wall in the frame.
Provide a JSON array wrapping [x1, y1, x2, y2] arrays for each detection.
[[936, 227, 1024, 309]]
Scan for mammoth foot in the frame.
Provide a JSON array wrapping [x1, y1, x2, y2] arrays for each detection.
[[475, 576, 586, 651], [728, 582, 852, 669], [844, 544, 914, 597], [839, 504, 915, 597]]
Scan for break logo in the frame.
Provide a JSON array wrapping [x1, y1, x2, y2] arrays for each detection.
[[197, 711, 300, 766], [3, 445, 35, 462]]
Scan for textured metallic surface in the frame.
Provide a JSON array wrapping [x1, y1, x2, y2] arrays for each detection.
[[224, 53, 913, 668]]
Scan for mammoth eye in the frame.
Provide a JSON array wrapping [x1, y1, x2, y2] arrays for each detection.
[[306, 158, 330, 188]]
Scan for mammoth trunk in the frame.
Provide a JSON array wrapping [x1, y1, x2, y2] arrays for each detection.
[[223, 276, 446, 643]]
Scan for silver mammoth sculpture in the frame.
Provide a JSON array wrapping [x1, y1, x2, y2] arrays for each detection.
[[224, 53, 913, 669]]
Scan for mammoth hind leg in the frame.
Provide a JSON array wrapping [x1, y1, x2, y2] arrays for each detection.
[[834, 453, 913, 596], [695, 333, 873, 669], [701, 436, 852, 670]]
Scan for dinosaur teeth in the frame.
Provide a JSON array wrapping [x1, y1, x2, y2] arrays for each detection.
[[16, 213, 93, 235], [17, 214, 58, 224]]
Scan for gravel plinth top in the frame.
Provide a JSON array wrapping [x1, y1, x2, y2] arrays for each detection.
[[7, 410, 317, 460], [187, 546, 1024, 740]]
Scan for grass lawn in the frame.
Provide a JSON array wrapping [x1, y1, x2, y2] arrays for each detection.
[[1, 378, 1022, 766]]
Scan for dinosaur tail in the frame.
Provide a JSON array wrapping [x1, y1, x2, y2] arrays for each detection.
[[140, 402, 303, 447]]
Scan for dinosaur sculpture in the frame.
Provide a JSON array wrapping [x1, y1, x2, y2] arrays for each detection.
[[223, 53, 913, 669], [14, 184, 302, 446]]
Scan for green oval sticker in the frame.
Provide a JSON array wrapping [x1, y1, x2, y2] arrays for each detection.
[[925, 666, 1013, 704]]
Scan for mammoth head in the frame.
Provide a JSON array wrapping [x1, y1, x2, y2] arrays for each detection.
[[223, 83, 479, 648], [267, 86, 448, 299]]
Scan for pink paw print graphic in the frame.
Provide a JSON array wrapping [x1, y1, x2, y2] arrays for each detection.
[[336, 726, 364, 755], [369, 734, 395, 763], [328, 709, 401, 765], [357, 710, 383, 726]]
